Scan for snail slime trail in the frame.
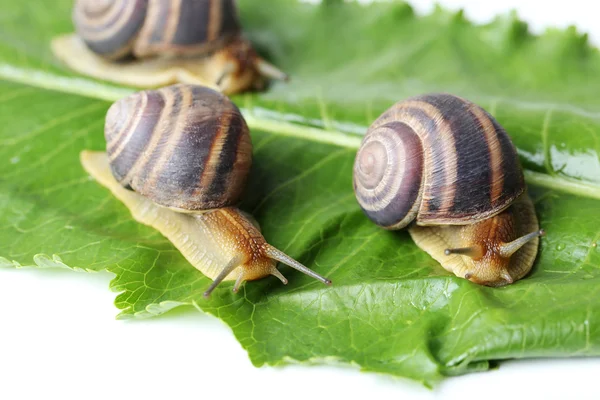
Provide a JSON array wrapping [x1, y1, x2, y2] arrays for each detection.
[[52, 0, 288, 94], [82, 84, 330, 297], [353, 93, 544, 287]]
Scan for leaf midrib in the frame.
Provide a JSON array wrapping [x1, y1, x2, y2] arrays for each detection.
[[2, 63, 600, 200]]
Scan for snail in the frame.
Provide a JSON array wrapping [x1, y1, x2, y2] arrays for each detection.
[[353, 93, 544, 287], [51, 0, 288, 94], [80, 84, 330, 297]]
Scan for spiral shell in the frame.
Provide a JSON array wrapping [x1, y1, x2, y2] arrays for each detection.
[[105, 84, 252, 211], [73, 0, 241, 60], [73, 0, 148, 60], [353, 93, 524, 229]]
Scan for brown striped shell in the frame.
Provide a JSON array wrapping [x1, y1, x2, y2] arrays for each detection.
[[73, 0, 148, 60], [105, 84, 252, 211], [73, 0, 241, 61], [353, 93, 525, 230]]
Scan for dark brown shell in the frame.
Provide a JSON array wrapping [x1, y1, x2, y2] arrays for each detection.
[[73, 0, 241, 60], [73, 0, 149, 60], [105, 84, 252, 211], [134, 0, 241, 58], [353, 93, 524, 229]]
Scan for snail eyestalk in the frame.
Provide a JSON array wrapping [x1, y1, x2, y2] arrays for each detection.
[[255, 58, 289, 81], [263, 245, 332, 285], [444, 246, 484, 260], [204, 256, 242, 298], [498, 229, 546, 258]]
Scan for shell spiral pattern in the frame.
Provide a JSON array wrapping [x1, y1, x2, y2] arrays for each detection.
[[73, 0, 241, 60], [105, 84, 252, 211], [353, 93, 524, 229], [73, 0, 149, 60]]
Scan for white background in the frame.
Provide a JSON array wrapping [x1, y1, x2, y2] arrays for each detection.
[[2, 1, 600, 399]]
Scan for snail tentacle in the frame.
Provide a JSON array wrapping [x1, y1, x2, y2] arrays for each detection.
[[444, 246, 484, 259], [498, 229, 546, 258], [270, 269, 289, 285], [263, 245, 332, 286], [255, 58, 290, 82], [204, 255, 242, 298]]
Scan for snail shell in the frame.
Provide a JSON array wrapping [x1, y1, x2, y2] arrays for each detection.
[[72, 0, 148, 60], [105, 84, 252, 211], [353, 93, 542, 287], [134, 0, 240, 58], [73, 0, 240, 60], [354, 93, 524, 229]]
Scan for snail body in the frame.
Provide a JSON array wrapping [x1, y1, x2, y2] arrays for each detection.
[[353, 93, 543, 286], [81, 84, 330, 297], [52, 0, 287, 94]]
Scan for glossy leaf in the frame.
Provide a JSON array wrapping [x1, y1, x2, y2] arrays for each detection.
[[1, 0, 599, 386]]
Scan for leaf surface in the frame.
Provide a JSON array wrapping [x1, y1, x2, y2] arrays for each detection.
[[1, 0, 599, 385]]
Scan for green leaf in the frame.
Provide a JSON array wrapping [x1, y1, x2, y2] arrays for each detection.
[[1, 0, 599, 386]]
